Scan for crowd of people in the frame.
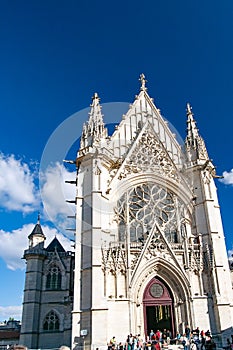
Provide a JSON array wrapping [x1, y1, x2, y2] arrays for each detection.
[[107, 326, 233, 350]]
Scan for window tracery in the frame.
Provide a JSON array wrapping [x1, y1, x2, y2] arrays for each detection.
[[46, 264, 62, 290], [115, 183, 185, 243], [43, 310, 59, 331]]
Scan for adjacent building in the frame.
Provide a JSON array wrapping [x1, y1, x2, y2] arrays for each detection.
[[20, 218, 74, 349]]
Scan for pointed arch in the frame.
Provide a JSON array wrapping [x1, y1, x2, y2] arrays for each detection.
[[46, 263, 62, 290], [130, 257, 194, 335], [43, 310, 60, 331], [143, 276, 175, 337], [132, 256, 191, 304]]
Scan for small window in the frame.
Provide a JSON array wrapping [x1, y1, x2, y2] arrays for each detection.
[[46, 264, 62, 290], [43, 310, 59, 331]]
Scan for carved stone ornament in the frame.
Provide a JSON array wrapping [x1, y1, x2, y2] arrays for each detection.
[[197, 136, 209, 160], [150, 283, 164, 298], [115, 182, 185, 244], [118, 129, 180, 182], [114, 182, 187, 273], [101, 244, 127, 274]]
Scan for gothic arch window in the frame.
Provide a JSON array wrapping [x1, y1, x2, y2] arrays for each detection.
[[46, 264, 62, 290], [115, 183, 185, 243], [43, 310, 60, 331]]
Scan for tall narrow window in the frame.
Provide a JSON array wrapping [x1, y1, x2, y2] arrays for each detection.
[[43, 310, 59, 331], [46, 264, 62, 290]]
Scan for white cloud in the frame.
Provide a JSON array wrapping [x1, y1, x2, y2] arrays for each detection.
[[0, 153, 39, 212], [0, 156, 75, 268], [228, 249, 233, 259], [0, 305, 22, 322], [40, 162, 76, 234], [219, 169, 233, 185], [0, 223, 73, 270]]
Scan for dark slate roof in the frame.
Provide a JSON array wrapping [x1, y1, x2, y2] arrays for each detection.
[[46, 237, 66, 252], [28, 223, 46, 239]]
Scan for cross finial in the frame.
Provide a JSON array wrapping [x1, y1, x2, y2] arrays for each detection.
[[139, 73, 147, 91], [186, 103, 193, 116], [37, 212, 40, 224]]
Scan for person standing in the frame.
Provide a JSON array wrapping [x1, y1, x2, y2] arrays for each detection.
[[110, 337, 116, 349], [150, 330, 155, 341], [180, 333, 189, 350], [190, 340, 197, 350], [200, 331, 205, 350], [185, 325, 191, 340]]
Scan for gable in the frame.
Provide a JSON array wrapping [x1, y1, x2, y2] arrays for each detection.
[[107, 90, 183, 167], [108, 121, 187, 192], [46, 237, 66, 253]]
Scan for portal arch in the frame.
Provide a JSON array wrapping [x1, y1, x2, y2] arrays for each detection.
[[130, 257, 193, 337]]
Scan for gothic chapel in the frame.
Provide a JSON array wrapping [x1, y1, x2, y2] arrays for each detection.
[[20, 76, 233, 350]]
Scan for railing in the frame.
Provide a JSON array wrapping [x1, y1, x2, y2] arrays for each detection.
[[108, 241, 201, 252]]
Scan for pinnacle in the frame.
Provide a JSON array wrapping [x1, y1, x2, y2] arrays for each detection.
[[139, 73, 148, 91], [186, 103, 193, 117], [91, 92, 100, 105], [79, 91, 108, 151]]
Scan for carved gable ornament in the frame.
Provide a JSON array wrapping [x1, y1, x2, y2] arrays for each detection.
[[116, 122, 180, 183], [130, 220, 183, 276]]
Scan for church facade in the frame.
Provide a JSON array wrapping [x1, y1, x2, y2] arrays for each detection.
[[20, 76, 233, 350], [72, 76, 233, 349]]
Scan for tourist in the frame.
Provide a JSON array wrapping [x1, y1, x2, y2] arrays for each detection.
[[200, 331, 205, 350], [127, 334, 134, 350], [185, 325, 191, 340], [137, 335, 144, 350], [162, 329, 167, 345], [155, 330, 161, 342], [180, 333, 189, 350], [149, 330, 155, 341], [175, 332, 181, 345], [109, 337, 116, 350], [118, 342, 124, 350], [190, 340, 197, 350], [205, 336, 215, 350]]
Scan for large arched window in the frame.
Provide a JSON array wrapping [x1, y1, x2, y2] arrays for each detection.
[[43, 310, 59, 331], [46, 264, 62, 290], [115, 183, 185, 243]]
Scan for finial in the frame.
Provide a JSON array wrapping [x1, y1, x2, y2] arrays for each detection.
[[139, 73, 147, 91], [186, 103, 193, 116], [92, 92, 100, 103], [37, 212, 40, 224]]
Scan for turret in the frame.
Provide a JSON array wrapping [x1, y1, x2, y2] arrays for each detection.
[[28, 214, 46, 249]]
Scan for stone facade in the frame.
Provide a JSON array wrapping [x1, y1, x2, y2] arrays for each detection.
[[71, 76, 233, 349], [20, 220, 74, 349]]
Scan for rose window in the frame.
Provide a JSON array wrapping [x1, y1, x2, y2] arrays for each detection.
[[115, 183, 185, 243]]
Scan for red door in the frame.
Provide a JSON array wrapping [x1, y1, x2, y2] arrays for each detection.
[[143, 277, 175, 339]]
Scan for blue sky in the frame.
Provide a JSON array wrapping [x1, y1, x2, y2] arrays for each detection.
[[0, 0, 233, 321]]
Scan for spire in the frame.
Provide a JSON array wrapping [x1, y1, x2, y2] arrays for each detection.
[[185, 103, 209, 163], [139, 73, 147, 91], [80, 92, 108, 151], [28, 214, 46, 248], [186, 103, 199, 142]]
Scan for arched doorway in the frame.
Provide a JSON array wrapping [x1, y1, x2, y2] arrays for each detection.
[[143, 277, 175, 338]]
